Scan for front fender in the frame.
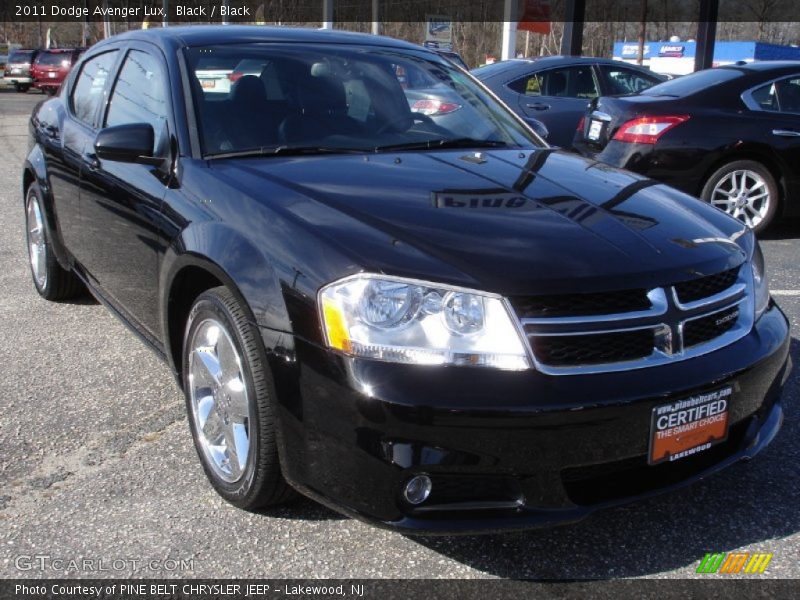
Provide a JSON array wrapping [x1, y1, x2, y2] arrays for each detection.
[[159, 221, 291, 371]]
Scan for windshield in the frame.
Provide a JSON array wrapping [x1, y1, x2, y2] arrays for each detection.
[[9, 50, 34, 63], [37, 52, 69, 67], [185, 44, 542, 157], [641, 68, 742, 97]]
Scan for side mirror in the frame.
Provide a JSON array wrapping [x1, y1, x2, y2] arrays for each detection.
[[525, 118, 549, 141], [94, 123, 161, 165]]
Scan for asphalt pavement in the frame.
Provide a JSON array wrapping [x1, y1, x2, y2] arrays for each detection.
[[0, 88, 798, 580]]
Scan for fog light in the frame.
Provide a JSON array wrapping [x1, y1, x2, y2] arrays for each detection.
[[403, 475, 432, 505]]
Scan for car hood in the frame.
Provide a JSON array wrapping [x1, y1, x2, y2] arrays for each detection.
[[210, 148, 748, 295]]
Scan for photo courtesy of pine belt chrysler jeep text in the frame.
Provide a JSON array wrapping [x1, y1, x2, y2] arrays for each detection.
[[22, 26, 792, 534]]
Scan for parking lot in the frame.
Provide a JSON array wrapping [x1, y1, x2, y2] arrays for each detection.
[[0, 87, 798, 579]]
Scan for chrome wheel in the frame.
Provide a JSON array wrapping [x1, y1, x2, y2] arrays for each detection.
[[188, 318, 251, 483], [710, 169, 770, 229], [26, 193, 47, 290]]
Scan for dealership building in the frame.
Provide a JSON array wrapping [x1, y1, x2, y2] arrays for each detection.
[[613, 40, 800, 76]]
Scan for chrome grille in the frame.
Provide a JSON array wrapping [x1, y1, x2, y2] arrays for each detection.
[[674, 267, 739, 304], [514, 265, 752, 375], [510, 288, 651, 318]]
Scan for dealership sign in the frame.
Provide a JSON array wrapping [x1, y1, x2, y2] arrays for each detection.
[[659, 44, 685, 57]]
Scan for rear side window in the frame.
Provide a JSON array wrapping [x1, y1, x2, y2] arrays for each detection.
[[751, 76, 800, 113], [509, 66, 598, 99], [106, 50, 168, 146], [600, 66, 661, 95], [70, 51, 117, 126]]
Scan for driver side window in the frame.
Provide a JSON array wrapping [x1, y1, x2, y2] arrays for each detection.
[[106, 50, 168, 153], [70, 51, 118, 126]]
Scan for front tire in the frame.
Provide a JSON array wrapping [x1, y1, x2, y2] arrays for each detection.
[[701, 160, 779, 233], [25, 182, 83, 300], [182, 286, 295, 510]]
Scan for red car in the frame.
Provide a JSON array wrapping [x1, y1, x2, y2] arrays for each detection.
[[31, 48, 84, 95]]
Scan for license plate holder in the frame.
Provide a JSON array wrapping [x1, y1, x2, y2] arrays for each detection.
[[47, 72, 57, 78], [587, 119, 603, 141], [648, 385, 732, 465]]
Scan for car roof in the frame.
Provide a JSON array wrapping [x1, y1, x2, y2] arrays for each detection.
[[95, 25, 424, 53], [721, 60, 800, 71], [473, 55, 658, 80], [507, 55, 642, 67]]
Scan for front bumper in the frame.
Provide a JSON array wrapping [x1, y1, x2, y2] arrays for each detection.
[[270, 303, 791, 534], [33, 79, 61, 90], [3, 75, 32, 85]]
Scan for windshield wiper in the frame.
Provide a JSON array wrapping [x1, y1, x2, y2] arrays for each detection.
[[373, 138, 509, 152], [206, 145, 366, 160]]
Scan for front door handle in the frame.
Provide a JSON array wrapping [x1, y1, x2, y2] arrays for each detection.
[[772, 129, 800, 137], [526, 102, 550, 111], [83, 153, 100, 171]]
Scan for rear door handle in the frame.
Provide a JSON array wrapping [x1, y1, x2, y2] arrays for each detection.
[[772, 129, 800, 137], [526, 102, 550, 111]]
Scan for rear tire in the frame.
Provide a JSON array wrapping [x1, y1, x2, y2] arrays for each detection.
[[25, 182, 84, 301], [17, 84, 30, 93], [182, 286, 296, 510], [701, 160, 779, 234]]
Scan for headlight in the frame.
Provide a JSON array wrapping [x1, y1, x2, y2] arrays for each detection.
[[319, 274, 530, 370], [751, 242, 770, 320]]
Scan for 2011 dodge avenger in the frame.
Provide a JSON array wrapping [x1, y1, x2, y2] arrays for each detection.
[[23, 26, 791, 534]]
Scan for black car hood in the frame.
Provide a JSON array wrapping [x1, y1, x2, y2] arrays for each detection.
[[211, 148, 747, 295]]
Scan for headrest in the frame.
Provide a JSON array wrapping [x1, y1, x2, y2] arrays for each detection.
[[231, 75, 268, 106]]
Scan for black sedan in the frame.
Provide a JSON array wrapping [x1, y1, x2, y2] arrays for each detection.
[[574, 62, 800, 233], [23, 26, 790, 534], [473, 56, 666, 147]]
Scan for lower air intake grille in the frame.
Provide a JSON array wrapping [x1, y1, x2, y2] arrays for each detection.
[[530, 329, 654, 367], [683, 306, 740, 348]]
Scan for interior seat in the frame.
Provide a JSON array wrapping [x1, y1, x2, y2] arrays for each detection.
[[279, 67, 362, 145]]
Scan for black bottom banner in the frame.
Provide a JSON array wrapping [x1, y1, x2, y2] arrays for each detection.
[[2, 579, 799, 600]]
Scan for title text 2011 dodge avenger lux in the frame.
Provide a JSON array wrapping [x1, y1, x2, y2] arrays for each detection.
[[23, 27, 791, 534]]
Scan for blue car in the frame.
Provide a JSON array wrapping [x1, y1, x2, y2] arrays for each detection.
[[474, 56, 666, 148]]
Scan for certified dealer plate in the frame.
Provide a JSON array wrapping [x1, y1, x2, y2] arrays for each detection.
[[648, 385, 731, 465]]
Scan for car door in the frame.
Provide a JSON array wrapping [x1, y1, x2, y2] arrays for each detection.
[[46, 48, 120, 265], [746, 74, 800, 206], [79, 43, 172, 337], [507, 65, 600, 147]]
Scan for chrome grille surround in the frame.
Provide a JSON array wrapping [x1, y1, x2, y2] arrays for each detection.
[[510, 266, 753, 375]]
